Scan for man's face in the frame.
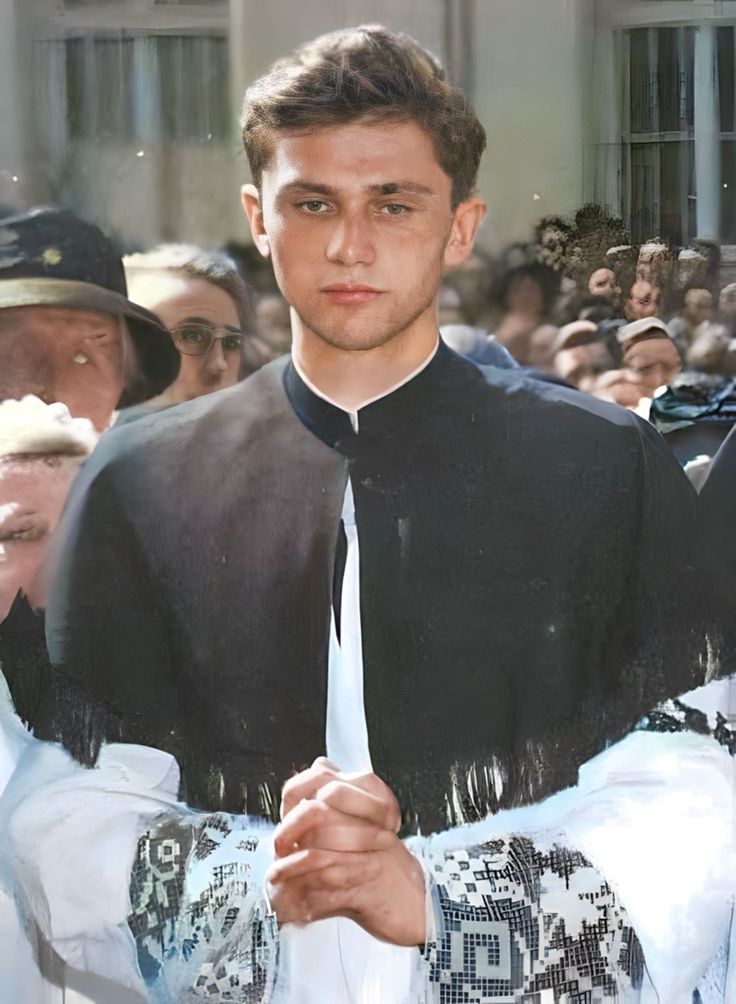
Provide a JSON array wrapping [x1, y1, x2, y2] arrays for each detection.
[[243, 120, 483, 352], [0, 307, 124, 431], [0, 455, 81, 621], [623, 335, 681, 396], [554, 343, 613, 392], [588, 268, 619, 301], [625, 280, 660, 321]]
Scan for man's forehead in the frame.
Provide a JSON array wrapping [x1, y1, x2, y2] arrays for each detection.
[[263, 120, 449, 194]]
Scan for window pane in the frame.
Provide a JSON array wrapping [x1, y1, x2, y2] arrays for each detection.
[[631, 141, 694, 245], [718, 26, 734, 133], [48, 35, 229, 144], [661, 141, 694, 245], [630, 29, 653, 133], [630, 27, 693, 135], [631, 143, 658, 240], [657, 28, 680, 132]]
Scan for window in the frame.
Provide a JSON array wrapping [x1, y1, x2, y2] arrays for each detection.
[[626, 23, 736, 244], [627, 26, 695, 244], [35, 33, 230, 146]]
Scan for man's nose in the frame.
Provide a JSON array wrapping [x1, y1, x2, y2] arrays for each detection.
[[325, 213, 376, 267], [206, 340, 229, 375]]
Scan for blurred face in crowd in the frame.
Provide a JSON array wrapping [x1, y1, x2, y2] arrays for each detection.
[[718, 283, 736, 323], [588, 268, 619, 302], [0, 454, 82, 621], [554, 342, 614, 393], [0, 307, 124, 431], [255, 294, 292, 355], [623, 334, 681, 396], [506, 275, 544, 317], [241, 120, 484, 354], [625, 280, 660, 321], [683, 289, 713, 327], [126, 270, 243, 400]]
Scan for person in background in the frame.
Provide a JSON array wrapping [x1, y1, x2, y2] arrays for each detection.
[[0, 207, 177, 432], [254, 292, 293, 358], [0, 396, 97, 736], [668, 288, 714, 357], [616, 317, 682, 400], [118, 244, 267, 425], [587, 266, 621, 305], [552, 319, 619, 393], [0, 396, 97, 625], [491, 263, 559, 368], [624, 278, 661, 323]]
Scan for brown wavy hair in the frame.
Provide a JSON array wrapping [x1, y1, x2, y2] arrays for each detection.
[[241, 24, 486, 208]]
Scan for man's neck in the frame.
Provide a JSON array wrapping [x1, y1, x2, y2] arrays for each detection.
[[291, 320, 440, 413]]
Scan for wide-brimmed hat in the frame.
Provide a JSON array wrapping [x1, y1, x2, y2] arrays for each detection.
[[0, 207, 179, 402]]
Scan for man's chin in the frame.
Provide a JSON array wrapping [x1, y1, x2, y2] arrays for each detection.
[[303, 324, 402, 354]]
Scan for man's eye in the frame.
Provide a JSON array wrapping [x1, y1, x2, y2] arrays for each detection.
[[298, 200, 331, 214], [180, 328, 206, 343], [222, 334, 244, 351], [380, 204, 410, 216]]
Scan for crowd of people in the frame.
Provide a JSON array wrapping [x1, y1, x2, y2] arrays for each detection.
[[0, 21, 734, 1004]]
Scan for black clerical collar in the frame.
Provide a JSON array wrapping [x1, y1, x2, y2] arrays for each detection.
[[283, 339, 447, 452]]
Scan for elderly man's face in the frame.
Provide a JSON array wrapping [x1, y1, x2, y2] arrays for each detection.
[[0, 454, 81, 621], [625, 280, 660, 321], [0, 307, 124, 431], [588, 268, 619, 302]]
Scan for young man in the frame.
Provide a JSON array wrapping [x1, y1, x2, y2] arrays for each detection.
[[45, 24, 710, 999]]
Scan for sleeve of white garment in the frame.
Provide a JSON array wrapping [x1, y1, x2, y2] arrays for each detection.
[[1, 727, 181, 997], [128, 810, 277, 1004], [404, 677, 736, 1004], [2, 734, 278, 1002]]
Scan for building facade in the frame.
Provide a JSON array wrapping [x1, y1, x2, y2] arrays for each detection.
[[1, 0, 735, 256]]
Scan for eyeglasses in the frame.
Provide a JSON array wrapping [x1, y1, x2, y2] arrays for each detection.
[[169, 323, 246, 356]]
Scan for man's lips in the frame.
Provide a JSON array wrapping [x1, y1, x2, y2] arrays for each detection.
[[321, 284, 385, 305]]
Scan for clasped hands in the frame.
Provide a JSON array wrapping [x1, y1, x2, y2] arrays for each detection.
[[266, 757, 427, 947]]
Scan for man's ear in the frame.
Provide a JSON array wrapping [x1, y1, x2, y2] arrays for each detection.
[[241, 184, 270, 258], [443, 196, 487, 270]]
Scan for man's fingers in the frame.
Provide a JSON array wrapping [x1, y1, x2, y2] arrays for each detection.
[[280, 758, 339, 818], [279, 763, 401, 832], [316, 777, 400, 832], [267, 847, 336, 884], [274, 797, 393, 856]]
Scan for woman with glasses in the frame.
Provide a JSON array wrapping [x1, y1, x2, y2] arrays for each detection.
[[117, 244, 268, 425]]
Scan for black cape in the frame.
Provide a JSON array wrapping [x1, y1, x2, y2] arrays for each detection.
[[43, 344, 708, 833]]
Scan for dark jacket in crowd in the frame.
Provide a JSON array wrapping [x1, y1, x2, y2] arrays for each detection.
[[43, 343, 709, 833]]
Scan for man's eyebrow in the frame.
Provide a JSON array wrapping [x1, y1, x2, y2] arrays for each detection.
[[277, 180, 435, 197], [277, 181, 337, 197], [366, 181, 435, 196]]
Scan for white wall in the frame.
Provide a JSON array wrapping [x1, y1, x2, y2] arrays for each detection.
[[470, 0, 588, 251]]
